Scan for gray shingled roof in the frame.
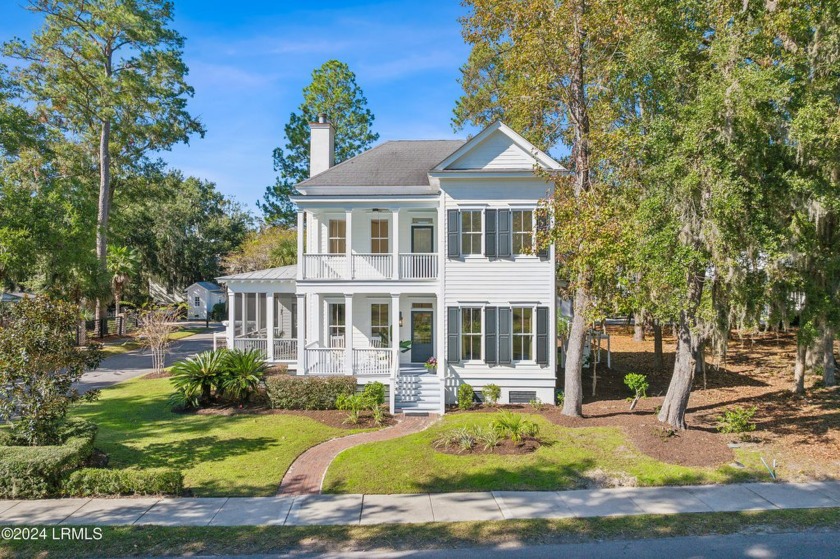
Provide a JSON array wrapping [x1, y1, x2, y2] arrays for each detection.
[[298, 140, 465, 187], [216, 265, 297, 282]]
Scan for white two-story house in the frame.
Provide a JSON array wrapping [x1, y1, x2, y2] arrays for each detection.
[[218, 117, 564, 414]]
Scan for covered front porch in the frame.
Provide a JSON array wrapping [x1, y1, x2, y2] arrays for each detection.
[[300, 292, 439, 378]]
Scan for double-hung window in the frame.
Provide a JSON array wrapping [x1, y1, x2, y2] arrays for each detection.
[[512, 210, 534, 255], [371, 219, 389, 254], [370, 303, 390, 347], [328, 303, 345, 347], [512, 307, 533, 361], [461, 307, 482, 361], [329, 220, 346, 254], [461, 210, 482, 255]]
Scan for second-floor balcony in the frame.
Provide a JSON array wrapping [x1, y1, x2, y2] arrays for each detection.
[[302, 252, 438, 280]]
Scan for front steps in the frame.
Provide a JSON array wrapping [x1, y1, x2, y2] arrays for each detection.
[[395, 367, 441, 413]]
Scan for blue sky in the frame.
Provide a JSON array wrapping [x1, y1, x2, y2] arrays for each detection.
[[0, 0, 477, 216]]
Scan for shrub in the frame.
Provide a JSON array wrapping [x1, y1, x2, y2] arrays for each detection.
[[555, 390, 565, 406], [717, 406, 757, 438], [169, 349, 228, 408], [624, 373, 649, 410], [434, 427, 476, 452], [492, 411, 540, 443], [362, 381, 386, 407], [458, 383, 475, 411], [0, 419, 96, 499], [222, 348, 267, 403], [336, 393, 366, 424], [210, 302, 227, 322], [483, 384, 501, 406], [62, 468, 183, 497], [473, 424, 502, 451], [529, 397, 545, 412], [266, 376, 356, 410]]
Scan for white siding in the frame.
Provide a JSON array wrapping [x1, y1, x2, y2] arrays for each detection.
[[448, 131, 539, 170]]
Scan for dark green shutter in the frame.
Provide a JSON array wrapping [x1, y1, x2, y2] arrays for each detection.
[[536, 212, 549, 259], [536, 306, 549, 365], [447, 210, 460, 258], [485, 307, 497, 364], [498, 307, 512, 364], [498, 209, 511, 257], [485, 209, 497, 258], [447, 307, 460, 362]]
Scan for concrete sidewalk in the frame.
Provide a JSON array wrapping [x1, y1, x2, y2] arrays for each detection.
[[1, 482, 839, 527]]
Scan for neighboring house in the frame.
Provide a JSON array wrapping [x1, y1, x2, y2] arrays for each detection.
[[219, 117, 564, 414], [185, 282, 227, 320], [0, 292, 31, 304]]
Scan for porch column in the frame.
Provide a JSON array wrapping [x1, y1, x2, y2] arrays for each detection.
[[297, 210, 305, 279], [266, 292, 275, 361], [391, 209, 400, 279], [240, 293, 247, 337], [296, 293, 306, 375], [390, 294, 400, 376], [226, 288, 235, 349], [345, 209, 353, 279], [344, 294, 354, 375]]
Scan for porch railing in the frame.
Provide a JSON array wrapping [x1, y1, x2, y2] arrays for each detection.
[[305, 347, 345, 375], [352, 254, 392, 280], [353, 348, 393, 375], [233, 337, 268, 358], [400, 253, 438, 279], [273, 338, 297, 361], [303, 254, 347, 280]]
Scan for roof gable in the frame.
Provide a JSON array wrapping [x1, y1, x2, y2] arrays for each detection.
[[434, 121, 564, 172]]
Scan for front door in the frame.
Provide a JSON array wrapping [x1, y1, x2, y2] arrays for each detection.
[[411, 310, 433, 363], [411, 225, 433, 253]]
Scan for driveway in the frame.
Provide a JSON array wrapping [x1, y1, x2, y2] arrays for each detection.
[[76, 324, 224, 393]]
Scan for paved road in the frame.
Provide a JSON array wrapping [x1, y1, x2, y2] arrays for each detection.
[[204, 531, 840, 559], [76, 324, 223, 393]]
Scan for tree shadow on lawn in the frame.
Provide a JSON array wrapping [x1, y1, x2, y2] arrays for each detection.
[[104, 435, 278, 471]]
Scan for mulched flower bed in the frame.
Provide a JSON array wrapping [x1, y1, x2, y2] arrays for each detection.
[[436, 437, 541, 456]]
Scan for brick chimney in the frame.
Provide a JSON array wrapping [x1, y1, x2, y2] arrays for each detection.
[[309, 113, 335, 178]]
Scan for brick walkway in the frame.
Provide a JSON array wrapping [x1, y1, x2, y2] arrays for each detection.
[[278, 414, 439, 495]]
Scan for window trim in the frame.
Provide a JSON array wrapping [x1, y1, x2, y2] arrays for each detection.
[[511, 209, 535, 256], [460, 306, 483, 363], [328, 219, 346, 254], [370, 218, 389, 254], [460, 210, 484, 257], [512, 306, 535, 363]]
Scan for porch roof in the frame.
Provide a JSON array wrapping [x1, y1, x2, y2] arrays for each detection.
[[216, 265, 296, 282]]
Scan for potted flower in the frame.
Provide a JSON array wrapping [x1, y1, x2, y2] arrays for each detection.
[[424, 356, 437, 373]]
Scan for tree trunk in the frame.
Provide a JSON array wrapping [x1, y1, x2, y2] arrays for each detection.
[[823, 329, 836, 387], [695, 342, 706, 389], [653, 320, 664, 370], [94, 118, 111, 331], [793, 340, 807, 395], [658, 267, 704, 430], [562, 286, 588, 416], [633, 311, 645, 341]]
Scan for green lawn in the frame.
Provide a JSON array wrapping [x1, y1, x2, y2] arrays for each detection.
[[323, 413, 766, 494], [72, 377, 356, 496]]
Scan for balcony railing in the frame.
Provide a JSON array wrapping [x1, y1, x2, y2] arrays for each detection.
[[233, 337, 268, 358], [303, 252, 439, 280], [353, 254, 392, 280], [303, 254, 346, 279], [353, 348, 394, 375], [400, 253, 438, 279]]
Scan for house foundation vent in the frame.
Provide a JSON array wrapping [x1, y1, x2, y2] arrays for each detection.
[[509, 391, 537, 404]]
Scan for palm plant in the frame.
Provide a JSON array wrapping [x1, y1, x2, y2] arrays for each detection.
[[107, 245, 140, 316], [222, 348, 267, 403], [492, 411, 540, 444], [169, 349, 228, 407]]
